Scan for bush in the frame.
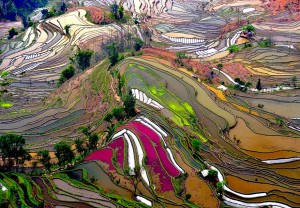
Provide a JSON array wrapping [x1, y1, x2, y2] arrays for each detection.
[[217, 63, 223, 70], [259, 39, 271, 47], [258, 104, 264, 108], [243, 43, 252, 49], [8, 27, 18, 39], [192, 139, 202, 152], [133, 38, 144, 51], [228, 45, 239, 53], [73, 49, 94, 70], [242, 24, 255, 32], [185, 194, 191, 200], [58, 65, 75, 86], [112, 107, 125, 121], [207, 169, 218, 180]]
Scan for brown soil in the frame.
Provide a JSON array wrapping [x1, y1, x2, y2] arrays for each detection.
[[68, 6, 111, 24]]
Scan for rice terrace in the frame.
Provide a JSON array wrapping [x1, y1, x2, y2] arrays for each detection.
[[0, 0, 300, 207]]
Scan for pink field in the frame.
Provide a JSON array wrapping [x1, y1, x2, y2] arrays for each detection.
[[119, 123, 175, 192], [130, 122, 180, 177], [107, 138, 125, 169], [85, 148, 114, 170]]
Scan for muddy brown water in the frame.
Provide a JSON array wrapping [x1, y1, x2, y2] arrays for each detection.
[[229, 118, 300, 158], [76, 161, 133, 199]]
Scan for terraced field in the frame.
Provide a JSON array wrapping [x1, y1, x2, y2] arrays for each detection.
[[0, 0, 300, 207]]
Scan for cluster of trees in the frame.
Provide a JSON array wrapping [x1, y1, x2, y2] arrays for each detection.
[[41, 2, 67, 19], [35, 128, 100, 174], [0, 0, 48, 21], [72, 49, 94, 71], [109, 3, 125, 21], [0, 133, 31, 171], [106, 38, 143, 65], [104, 90, 136, 123], [205, 169, 225, 199], [0, 126, 101, 173]]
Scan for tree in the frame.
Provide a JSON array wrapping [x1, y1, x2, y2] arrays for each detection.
[[37, 150, 52, 172], [192, 139, 202, 152], [104, 113, 114, 122], [8, 27, 18, 39], [242, 24, 255, 32], [79, 126, 91, 138], [87, 133, 99, 151], [176, 51, 186, 59], [31, 161, 38, 176], [58, 64, 75, 86], [0, 133, 29, 170], [133, 38, 144, 51], [259, 39, 271, 47], [106, 43, 119, 65], [22, 16, 28, 28], [110, 3, 119, 20], [207, 169, 218, 180], [217, 63, 223, 70], [41, 9, 49, 18], [256, 79, 262, 91], [64, 24, 71, 36], [185, 194, 192, 200], [118, 5, 124, 19], [275, 117, 284, 128], [228, 45, 239, 53], [129, 166, 141, 195], [48, 6, 56, 17], [112, 107, 125, 121], [216, 181, 225, 199], [74, 49, 94, 70], [54, 141, 74, 167], [60, 2, 67, 12], [6, 0, 17, 21], [217, 63, 223, 74], [123, 90, 136, 117], [75, 138, 86, 155], [19, 149, 31, 172], [291, 76, 297, 87]]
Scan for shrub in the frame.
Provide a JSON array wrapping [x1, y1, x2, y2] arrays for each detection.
[[242, 24, 255, 32], [106, 43, 118, 65], [192, 139, 202, 152], [258, 104, 264, 108], [256, 79, 262, 91], [123, 90, 136, 117], [259, 39, 271, 47], [185, 194, 191, 200], [133, 38, 144, 51], [207, 169, 218, 180], [217, 63, 223, 70], [58, 65, 75, 86], [74, 49, 94, 70], [228, 45, 239, 53], [112, 107, 125, 121], [243, 43, 252, 49], [8, 27, 18, 39], [176, 51, 186, 59]]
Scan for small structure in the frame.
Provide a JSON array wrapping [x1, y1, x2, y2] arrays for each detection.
[[201, 169, 209, 177], [217, 85, 227, 91], [0, 183, 7, 191], [192, 74, 199, 79]]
